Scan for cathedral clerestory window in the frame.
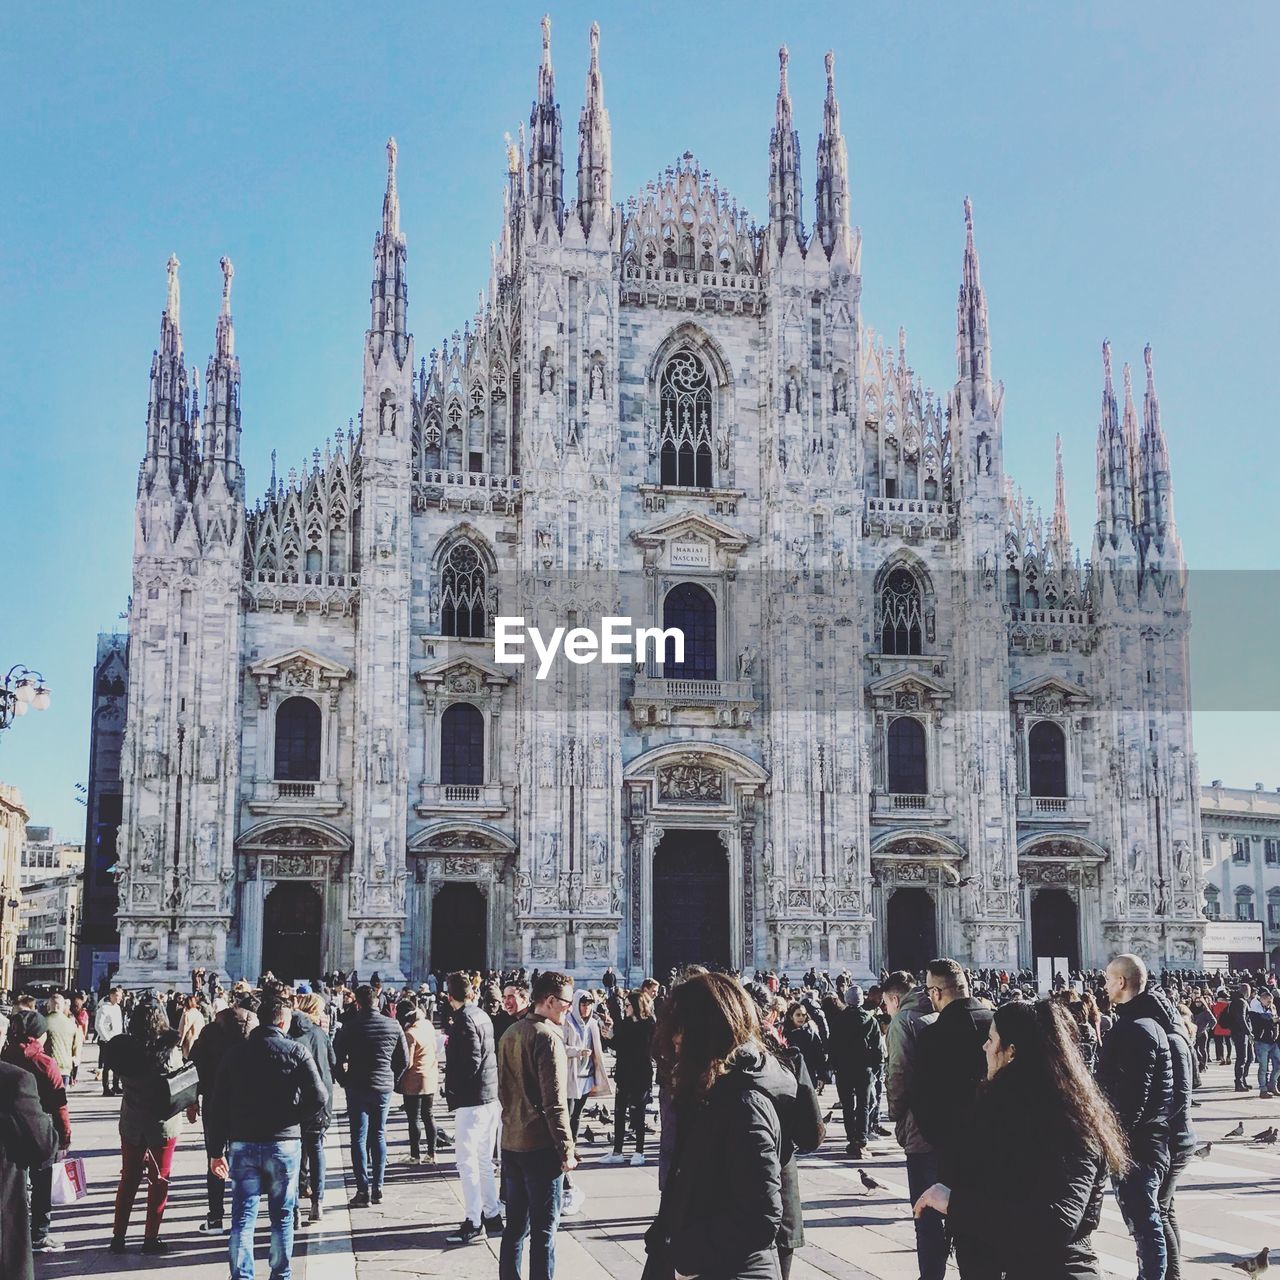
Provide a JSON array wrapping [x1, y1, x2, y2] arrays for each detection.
[[1027, 721, 1068, 798], [659, 351, 713, 489], [879, 567, 924, 655], [440, 702, 485, 786], [274, 697, 322, 782], [440, 541, 488, 639]]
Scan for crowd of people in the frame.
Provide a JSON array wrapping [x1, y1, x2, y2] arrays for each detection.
[[0, 957, 1275, 1280]]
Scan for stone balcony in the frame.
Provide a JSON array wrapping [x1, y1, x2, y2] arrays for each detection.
[[628, 673, 757, 729], [1016, 794, 1089, 826], [414, 782, 512, 819], [870, 790, 951, 824], [246, 778, 345, 816], [412, 468, 522, 515], [863, 496, 957, 540]]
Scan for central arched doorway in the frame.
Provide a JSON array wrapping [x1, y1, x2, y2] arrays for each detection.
[[261, 882, 323, 983], [652, 830, 730, 977], [1031, 889, 1080, 972], [430, 882, 487, 973], [885, 888, 937, 975]]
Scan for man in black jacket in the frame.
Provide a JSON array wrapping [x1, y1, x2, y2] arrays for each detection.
[[444, 971, 502, 1244], [1097, 954, 1174, 1280], [289, 1001, 337, 1225], [1227, 982, 1255, 1091], [911, 958, 994, 1279], [206, 994, 325, 1280], [333, 983, 408, 1209], [827, 985, 883, 1157]]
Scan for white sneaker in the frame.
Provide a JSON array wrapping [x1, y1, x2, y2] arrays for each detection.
[[629, 1153, 645, 1167], [601, 1152, 627, 1165], [562, 1186, 586, 1216]]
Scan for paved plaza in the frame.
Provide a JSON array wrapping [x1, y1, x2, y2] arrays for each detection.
[[28, 1045, 1280, 1280]]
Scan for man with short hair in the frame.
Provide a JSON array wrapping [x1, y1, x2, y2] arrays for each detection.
[[206, 993, 326, 1280], [1097, 953, 1174, 1280], [492, 980, 531, 1041], [498, 971, 577, 1280], [911, 958, 994, 1278], [881, 970, 943, 1280], [332, 983, 409, 1208], [1250, 987, 1279, 1097], [444, 971, 503, 1244], [95, 988, 125, 1096], [42, 995, 77, 1082], [1227, 982, 1255, 1091]]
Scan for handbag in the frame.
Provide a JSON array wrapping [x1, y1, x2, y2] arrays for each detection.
[[50, 1155, 88, 1205], [155, 1060, 199, 1119]]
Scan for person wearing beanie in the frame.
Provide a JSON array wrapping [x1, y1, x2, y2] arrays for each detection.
[[827, 984, 883, 1157]]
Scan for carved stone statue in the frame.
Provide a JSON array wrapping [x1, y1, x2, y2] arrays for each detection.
[[538, 833, 558, 881]]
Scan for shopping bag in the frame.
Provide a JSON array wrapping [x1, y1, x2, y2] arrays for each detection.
[[50, 1155, 88, 1205]]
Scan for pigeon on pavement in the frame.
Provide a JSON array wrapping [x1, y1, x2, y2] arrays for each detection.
[[1231, 1245, 1269, 1275], [1191, 1141, 1212, 1159], [1251, 1127, 1278, 1145], [1226, 1121, 1245, 1138], [822, 1109, 834, 1125], [859, 1169, 886, 1194]]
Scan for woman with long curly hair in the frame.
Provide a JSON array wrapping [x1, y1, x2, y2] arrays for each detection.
[[102, 1001, 195, 1255], [643, 972, 789, 1280], [913, 999, 1129, 1279]]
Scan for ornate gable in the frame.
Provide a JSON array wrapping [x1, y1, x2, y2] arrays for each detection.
[[865, 669, 951, 710], [630, 510, 750, 572], [248, 647, 351, 707], [1010, 674, 1090, 715]]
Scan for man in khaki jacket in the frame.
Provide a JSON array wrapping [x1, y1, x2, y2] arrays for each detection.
[[497, 970, 578, 1280]]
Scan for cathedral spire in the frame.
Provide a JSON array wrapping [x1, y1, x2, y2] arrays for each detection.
[[1139, 343, 1177, 544], [202, 256, 242, 488], [814, 50, 851, 259], [1049, 433, 1071, 564], [370, 137, 409, 366], [955, 197, 993, 413], [1095, 339, 1135, 544], [576, 20, 611, 239], [142, 254, 192, 493], [768, 45, 804, 253], [528, 14, 564, 235]]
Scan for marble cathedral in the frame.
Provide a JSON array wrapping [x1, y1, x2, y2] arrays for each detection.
[[114, 18, 1203, 986]]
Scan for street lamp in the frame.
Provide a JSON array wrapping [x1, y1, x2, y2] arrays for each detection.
[[1, 665, 52, 733]]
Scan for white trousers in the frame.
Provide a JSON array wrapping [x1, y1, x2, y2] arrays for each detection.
[[454, 1101, 502, 1226]]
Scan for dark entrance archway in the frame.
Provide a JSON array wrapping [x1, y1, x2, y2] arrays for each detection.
[[262, 882, 323, 983], [430, 882, 487, 973], [1031, 889, 1080, 971], [885, 888, 937, 975], [653, 829, 730, 977]]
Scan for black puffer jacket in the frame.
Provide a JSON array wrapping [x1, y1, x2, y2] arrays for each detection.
[[1096, 991, 1173, 1164], [1138, 990, 1195, 1155], [947, 1074, 1109, 1279], [189, 1007, 254, 1097], [764, 1043, 824, 1253], [828, 1005, 883, 1074], [333, 1007, 409, 1095], [203, 1024, 326, 1155], [646, 1045, 785, 1280], [289, 1010, 337, 1133], [442, 1003, 497, 1110], [912, 996, 993, 1179]]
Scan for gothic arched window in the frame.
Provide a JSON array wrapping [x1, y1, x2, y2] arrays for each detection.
[[275, 697, 322, 781], [662, 582, 717, 681], [440, 702, 485, 786], [1028, 721, 1068, 797], [659, 350, 714, 489], [440, 541, 487, 639], [879, 567, 923, 655], [887, 716, 927, 794]]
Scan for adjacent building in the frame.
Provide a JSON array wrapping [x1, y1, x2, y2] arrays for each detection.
[[114, 20, 1202, 987], [0, 784, 28, 991], [12, 869, 82, 992], [1200, 781, 1280, 971], [78, 633, 129, 991], [19, 826, 84, 888]]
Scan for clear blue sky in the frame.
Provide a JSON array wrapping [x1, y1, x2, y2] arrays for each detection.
[[1, 2, 1277, 837]]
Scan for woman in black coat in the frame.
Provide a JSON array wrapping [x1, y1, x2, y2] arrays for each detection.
[[782, 1004, 828, 1090], [913, 999, 1130, 1279], [645, 973, 785, 1280], [0, 1059, 59, 1280], [603, 989, 656, 1162]]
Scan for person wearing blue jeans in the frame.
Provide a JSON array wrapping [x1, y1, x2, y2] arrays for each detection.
[[904, 1150, 948, 1280], [1250, 990, 1280, 1096], [1097, 955, 1175, 1280], [346, 1086, 392, 1200], [227, 1141, 301, 1280], [501, 1147, 564, 1280], [204, 994, 325, 1280]]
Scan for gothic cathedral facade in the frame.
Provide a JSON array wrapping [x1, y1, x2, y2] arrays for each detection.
[[115, 20, 1203, 986]]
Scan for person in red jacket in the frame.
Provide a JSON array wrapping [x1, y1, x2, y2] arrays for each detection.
[[1, 1011, 72, 1253]]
